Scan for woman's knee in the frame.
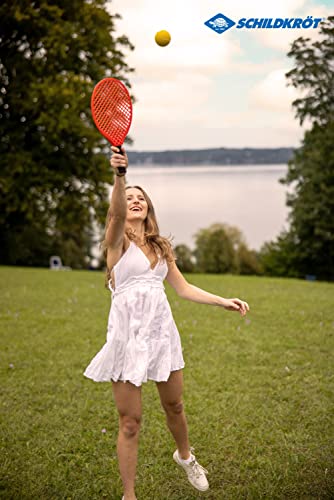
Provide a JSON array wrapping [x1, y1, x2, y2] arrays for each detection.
[[163, 399, 184, 418], [119, 414, 141, 439]]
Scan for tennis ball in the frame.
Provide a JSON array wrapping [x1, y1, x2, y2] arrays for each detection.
[[155, 30, 171, 47]]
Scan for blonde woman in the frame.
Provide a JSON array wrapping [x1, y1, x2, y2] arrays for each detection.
[[84, 147, 249, 500]]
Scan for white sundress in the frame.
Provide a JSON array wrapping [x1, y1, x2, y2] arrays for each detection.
[[83, 241, 185, 387]]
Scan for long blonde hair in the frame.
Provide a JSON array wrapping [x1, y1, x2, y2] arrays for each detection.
[[102, 185, 175, 286]]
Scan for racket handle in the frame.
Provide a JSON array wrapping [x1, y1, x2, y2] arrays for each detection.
[[115, 145, 126, 175]]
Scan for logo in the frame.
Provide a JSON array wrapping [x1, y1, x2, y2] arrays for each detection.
[[204, 13, 324, 34], [204, 13, 236, 34]]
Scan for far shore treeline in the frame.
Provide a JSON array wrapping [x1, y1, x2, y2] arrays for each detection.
[[127, 148, 294, 166]]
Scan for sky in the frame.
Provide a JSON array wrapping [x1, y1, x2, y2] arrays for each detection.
[[107, 0, 332, 151]]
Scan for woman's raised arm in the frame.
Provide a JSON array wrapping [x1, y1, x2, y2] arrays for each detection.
[[105, 146, 128, 250]]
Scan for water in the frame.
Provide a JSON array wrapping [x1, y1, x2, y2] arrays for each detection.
[[109, 164, 290, 251]]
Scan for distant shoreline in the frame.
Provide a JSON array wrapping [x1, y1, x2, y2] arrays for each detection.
[[126, 147, 294, 166], [127, 163, 288, 169]]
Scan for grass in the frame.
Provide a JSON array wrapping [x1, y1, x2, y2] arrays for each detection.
[[0, 266, 333, 499]]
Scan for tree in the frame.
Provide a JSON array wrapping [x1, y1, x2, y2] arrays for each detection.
[[237, 243, 262, 275], [261, 17, 334, 280], [0, 0, 134, 267], [193, 222, 261, 275], [173, 244, 194, 273], [285, 17, 334, 127], [217, 224, 261, 274], [193, 223, 238, 274], [259, 231, 298, 277]]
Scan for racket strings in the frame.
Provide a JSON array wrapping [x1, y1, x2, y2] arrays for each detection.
[[93, 82, 132, 145]]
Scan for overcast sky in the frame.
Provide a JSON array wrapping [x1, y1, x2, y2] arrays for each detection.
[[107, 0, 332, 151]]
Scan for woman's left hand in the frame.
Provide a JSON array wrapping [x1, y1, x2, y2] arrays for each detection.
[[221, 298, 250, 316]]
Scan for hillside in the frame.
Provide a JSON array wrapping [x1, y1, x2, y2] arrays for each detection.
[[1, 266, 333, 499], [127, 147, 294, 165]]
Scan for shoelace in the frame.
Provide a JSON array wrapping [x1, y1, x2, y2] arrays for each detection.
[[186, 447, 209, 478], [188, 459, 209, 478]]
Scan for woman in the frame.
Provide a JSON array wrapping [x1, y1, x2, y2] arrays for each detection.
[[84, 146, 249, 500]]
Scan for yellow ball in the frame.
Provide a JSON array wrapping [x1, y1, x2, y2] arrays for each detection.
[[155, 30, 171, 47]]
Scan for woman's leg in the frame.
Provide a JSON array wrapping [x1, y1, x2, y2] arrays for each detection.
[[156, 369, 190, 459], [157, 370, 209, 492], [112, 381, 142, 500]]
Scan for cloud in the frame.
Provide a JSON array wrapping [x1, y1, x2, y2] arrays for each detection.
[[225, 0, 308, 18], [226, 0, 331, 52], [126, 38, 241, 80], [129, 118, 304, 150], [109, 0, 242, 78], [107, 0, 325, 149], [249, 69, 299, 112], [252, 4, 331, 52], [133, 74, 213, 124]]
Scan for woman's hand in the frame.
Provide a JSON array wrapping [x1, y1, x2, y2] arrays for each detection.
[[221, 298, 250, 316], [110, 146, 128, 176]]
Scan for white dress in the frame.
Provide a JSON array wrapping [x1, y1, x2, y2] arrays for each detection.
[[84, 241, 185, 387]]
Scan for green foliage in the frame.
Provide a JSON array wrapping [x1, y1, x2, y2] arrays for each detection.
[[194, 223, 237, 274], [262, 17, 334, 280], [1, 267, 334, 498], [286, 16, 334, 127], [173, 244, 195, 273], [283, 122, 334, 279], [192, 223, 261, 275], [260, 231, 299, 278], [0, 0, 134, 267], [237, 243, 262, 275], [219, 224, 262, 275]]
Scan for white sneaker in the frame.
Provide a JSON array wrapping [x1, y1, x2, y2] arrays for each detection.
[[173, 449, 209, 491]]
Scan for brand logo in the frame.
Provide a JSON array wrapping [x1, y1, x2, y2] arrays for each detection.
[[204, 14, 236, 34], [204, 13, 324, 34]]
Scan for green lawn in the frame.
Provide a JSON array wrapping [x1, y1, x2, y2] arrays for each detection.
[[1, 267, 333, 499]]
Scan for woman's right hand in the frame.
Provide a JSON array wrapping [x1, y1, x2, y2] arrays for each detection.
[[110, 146, 128, 176]]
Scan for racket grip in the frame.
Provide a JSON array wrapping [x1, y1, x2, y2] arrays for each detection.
[[115, 145, 126, 175]]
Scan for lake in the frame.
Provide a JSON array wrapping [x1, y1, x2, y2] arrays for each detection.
[[109, 164, 290, 251]]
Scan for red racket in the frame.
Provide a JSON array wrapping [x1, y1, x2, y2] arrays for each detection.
[[91, 77, 133, 174]]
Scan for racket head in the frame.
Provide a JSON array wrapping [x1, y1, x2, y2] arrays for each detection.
[[91, 77, 132, 146]]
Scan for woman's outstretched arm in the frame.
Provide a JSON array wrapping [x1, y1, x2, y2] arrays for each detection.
[[105, 146, 128, 249], [166, 260, 249, 316]]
